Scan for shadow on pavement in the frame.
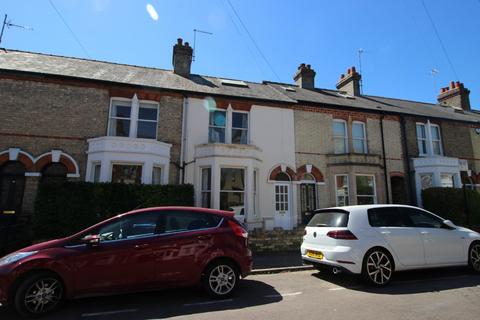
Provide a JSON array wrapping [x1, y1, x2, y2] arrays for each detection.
[[311, 266, 480, 295], [0, 279, 282, 319]]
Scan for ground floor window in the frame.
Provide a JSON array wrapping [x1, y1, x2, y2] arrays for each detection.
[[356, 175, 376, 205], [253, 169, 259, 216], [201, 167, 212, 208], [220, 168, 245, 216], [111, 164, 142, 184], [335, 175, 349, 206], [440, 173, 455, 188], [152, 166, 162, 185], [420, 173, 433, 190], [92, 163, 101, 183]]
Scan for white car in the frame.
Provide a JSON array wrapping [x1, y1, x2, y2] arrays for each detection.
[[301, 205, 480, 285]]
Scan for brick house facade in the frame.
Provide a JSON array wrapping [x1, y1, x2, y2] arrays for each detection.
[[1, 39, 479, 231]]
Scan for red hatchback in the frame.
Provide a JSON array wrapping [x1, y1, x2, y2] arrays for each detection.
[[0, 207, 252, 317]]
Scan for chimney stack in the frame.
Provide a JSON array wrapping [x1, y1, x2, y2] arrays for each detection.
[[336, 66, 361, 96], [293, 63, 316, 89], [172, 38, 193, 77], [437, 81, 471, 111]]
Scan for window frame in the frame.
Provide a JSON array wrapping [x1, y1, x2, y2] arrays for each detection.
[[355, 174, 377, 205], [91, 162, 101, 183], [111, 162, 143, 184], [333, 119, 348, 154], [352, 121, 367, 154], [137, 102, 160, 140], [231, 110, 249, 145], [200, 167, 212, 208], [152, 166, 163, 185], [430, 124, 443, 156], [253, 168, 259, 216], [108, 99, 132, 138], [335, 174, 350, 206], [416, 123, 428, 155], [208, 109, 227, 143], [219, 167, 246, 213]]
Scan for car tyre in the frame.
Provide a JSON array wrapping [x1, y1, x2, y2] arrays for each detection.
[[468, 241, 480, 273], [361, 248, 394, 286], [202, 260, 239, 298], [14, 272, 64, 318]]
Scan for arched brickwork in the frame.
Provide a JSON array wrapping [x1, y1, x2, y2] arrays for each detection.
[[0, 149, 35, 171], [296, 165, 324, 182], [268, 165, 296, 181]]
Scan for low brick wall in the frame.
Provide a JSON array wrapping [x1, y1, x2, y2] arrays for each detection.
[[249, 227, 305, 253]]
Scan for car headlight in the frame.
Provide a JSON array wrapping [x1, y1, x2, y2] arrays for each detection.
[[0, 251, 38, 267]]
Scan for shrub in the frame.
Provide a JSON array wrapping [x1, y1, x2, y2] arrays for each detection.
[[34, 182, 194, 239], [422, 187, 480, 226]]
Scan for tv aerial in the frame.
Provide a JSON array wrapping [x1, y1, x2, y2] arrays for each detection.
[[193, 29, 213, 62], [0, 14, 34, 46]]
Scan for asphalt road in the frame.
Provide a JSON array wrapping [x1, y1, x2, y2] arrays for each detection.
[[1, 267, 480, 320]]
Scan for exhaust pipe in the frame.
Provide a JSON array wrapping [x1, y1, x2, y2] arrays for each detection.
[[332, 267, 341, 275]]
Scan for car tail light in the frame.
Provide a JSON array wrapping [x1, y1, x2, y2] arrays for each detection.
[[303, 229, 307, 236], [228, 220, 248, 239], [326, 230, 358, 240]]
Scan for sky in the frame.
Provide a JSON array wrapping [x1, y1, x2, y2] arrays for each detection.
[[1, 0, 479, 109]]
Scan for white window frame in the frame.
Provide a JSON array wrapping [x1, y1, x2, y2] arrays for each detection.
[[355, 174, 377, 204], [137, 102, 160, 140], [440, 173, 455, 188], [333, 119, 348, 154], [110, 162, 144, 184], [219, 167, 246, 212], [200, 167, 212, 208], [420, 173, 434, 190], [430, 124, 443, 156], [91, 162, 101, 182], [208, 109, 227, 143], [108, 96, 159, 140], [151, 165, 163, 185], [416, 121, 443, 156], [253, 168, 259, 216], [335, 174, 349, 206], [352, 121, 367, 154], [231, 110, 249, 145]]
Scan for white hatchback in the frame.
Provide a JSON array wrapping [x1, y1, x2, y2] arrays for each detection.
[[301, 205, 480, 285]]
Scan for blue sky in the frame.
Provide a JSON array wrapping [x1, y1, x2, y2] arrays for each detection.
[[2, 0, 479, 109]]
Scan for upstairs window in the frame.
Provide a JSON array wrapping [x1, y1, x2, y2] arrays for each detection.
[[137, 103, 158, 139], [108, 97, 159, 140], [333, 120, 348, 154], [416, 122, 443, 156], [232, 112, 248, 144], [109, 100, 132, 137], [209, 110, 226, 143], [352, 122, 367, 153]]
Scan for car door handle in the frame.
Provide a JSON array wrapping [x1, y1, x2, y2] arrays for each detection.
[[197, 235, 212, 240], [134, 244, 150, 249], [380, 231, 391, 235]]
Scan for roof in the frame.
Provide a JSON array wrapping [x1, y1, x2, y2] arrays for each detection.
[[265, 82, 480, 123], [0, 48, 478, 124], [0, 49, 295, 104]]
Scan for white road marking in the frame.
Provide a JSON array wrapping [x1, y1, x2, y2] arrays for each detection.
[[183, 299, 233, 307], [81, 309, 137, 317], [265, 291, 303, 298]]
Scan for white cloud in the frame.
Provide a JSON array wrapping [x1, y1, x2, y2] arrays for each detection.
[[91, 0, 110, 12], [146, 4, 159, 21]]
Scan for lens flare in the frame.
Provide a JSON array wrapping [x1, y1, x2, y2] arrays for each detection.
[[146, 4, 159, 21], [203, 97, 217, 112]]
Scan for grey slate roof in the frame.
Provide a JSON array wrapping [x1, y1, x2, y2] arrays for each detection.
[[0, 49, 295, 103], [0, 49, 479, 124]]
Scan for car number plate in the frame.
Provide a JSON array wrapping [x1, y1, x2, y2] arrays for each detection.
[[307, 250, 324, 260]]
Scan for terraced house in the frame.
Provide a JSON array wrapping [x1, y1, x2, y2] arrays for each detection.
[[1, 39, 479, 231]]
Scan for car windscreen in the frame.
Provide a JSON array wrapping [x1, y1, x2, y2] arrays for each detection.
[[307, 210, 349, 227]]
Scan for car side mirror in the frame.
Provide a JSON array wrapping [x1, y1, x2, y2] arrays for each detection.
[[82, 234, 101, 247], [442, 220, 456, 230]]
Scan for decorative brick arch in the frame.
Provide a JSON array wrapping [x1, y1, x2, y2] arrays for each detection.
[[268, 165, 296, 181], [296, 164, 324, 182], [34, 151, 79, 176], [0, 149, 35, 171]]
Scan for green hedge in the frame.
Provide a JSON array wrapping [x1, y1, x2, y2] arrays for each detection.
[[34, 182, 194, 239], [422, 187, 480, 226]]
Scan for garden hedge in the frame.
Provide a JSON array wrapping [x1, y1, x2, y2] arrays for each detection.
[[422, 187, 480, 226], [34, 182, 194, 239]]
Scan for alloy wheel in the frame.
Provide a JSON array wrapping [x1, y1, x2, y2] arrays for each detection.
[[366, 251, 393, 285], [471, 244, 480, 272], [23, 277, 63, 315], [208, 264, 236, 295]]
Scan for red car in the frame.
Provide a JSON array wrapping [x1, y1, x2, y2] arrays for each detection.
[[0, 207, 252, 318]]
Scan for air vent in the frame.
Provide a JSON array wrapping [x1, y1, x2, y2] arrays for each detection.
[[220, 79, 248, 87], [282, 86, 296, 92]]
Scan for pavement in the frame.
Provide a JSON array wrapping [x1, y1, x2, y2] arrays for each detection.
[[251, 251, 313, 274], [1, 266, 479, 320]]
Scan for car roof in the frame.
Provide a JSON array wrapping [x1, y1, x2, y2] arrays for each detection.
[[315, 204, 423, 213], [124, 206, 235, 218]]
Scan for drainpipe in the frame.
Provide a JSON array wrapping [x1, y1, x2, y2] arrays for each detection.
[[380, 115, 390, 203], [400, 116, 415, 205], [179, 96, 189, 184]]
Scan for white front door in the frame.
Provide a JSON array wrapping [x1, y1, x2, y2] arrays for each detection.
[[274, 183, 292, 230]]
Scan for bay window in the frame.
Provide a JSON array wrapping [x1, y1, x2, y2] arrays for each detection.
[[201, 167, 212, 208], [440, 173, 455, 188], [111, 164, 142, 184], [220, 168, 245, 214], [335, 174, 349, 206], [152, 166, 162, 185], [356, 175, 376, 204]]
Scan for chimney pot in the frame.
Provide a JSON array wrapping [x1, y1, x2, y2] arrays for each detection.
[[172, 37, 193, 77], [450, 81, 455, 89], [177, 38, 183, 45], [438, 81, 471, 111], [293, 63, 316, 89], [336, 66, 361, 96], [351, 66, 356, 73]]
